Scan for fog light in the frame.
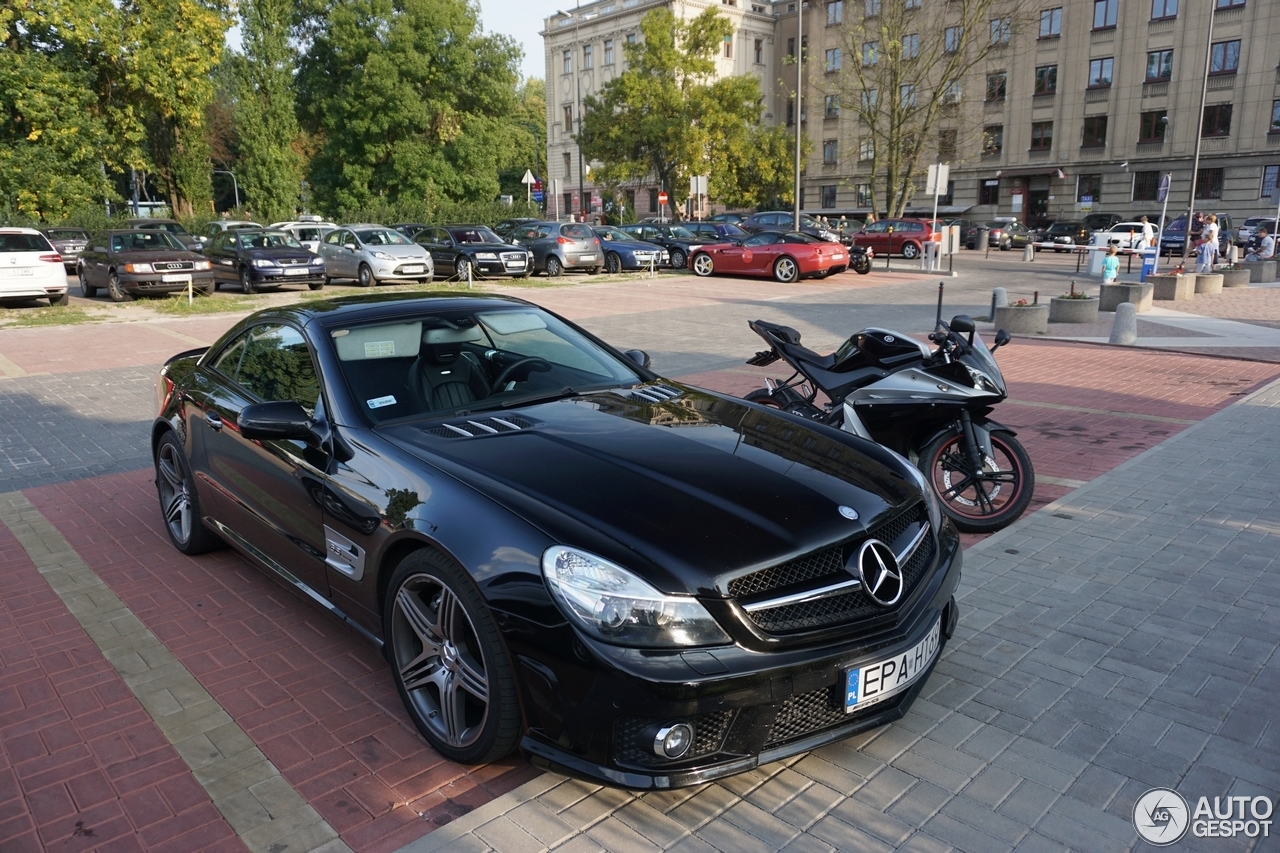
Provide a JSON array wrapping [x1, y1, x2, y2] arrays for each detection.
[[653, 723, 693, 759]]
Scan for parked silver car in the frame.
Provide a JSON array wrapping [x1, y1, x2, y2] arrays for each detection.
[[506, 221, 602, 276], [319, 224, 434, 286]]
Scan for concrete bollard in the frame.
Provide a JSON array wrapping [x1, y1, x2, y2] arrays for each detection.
[[993, 287, 1008, 307], [1022, 243, 1034, 262], [1109, 302, 1138, 345]]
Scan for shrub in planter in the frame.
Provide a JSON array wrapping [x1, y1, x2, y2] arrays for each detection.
[[1049, 288, 1099, 323], [993, 298, 1050, 334]]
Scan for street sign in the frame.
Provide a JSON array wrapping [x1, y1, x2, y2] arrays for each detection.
[[926, 164, 950, 196], [658, 191, 669, 206], [1158, 173, 1171, 203], [520, 169, 536, 185], [689, 175, 708, 196]]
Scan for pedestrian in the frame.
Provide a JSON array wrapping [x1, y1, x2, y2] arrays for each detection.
[[866, 211, 876, 225], [1203, 214, 1220, 261], [1140, 215, 1155, 247], [1196, 236, 1215, 273], [1247, 227, 1274, 262], [1102, 245, 1119, 283]]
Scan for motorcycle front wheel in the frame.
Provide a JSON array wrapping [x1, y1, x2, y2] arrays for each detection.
[[852, 256, 871, 275], [919, 428, 1034, 533]]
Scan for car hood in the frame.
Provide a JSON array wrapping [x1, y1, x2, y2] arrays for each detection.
[[365, 244, 428, 258], [380, 385, 918, 596], [600, 239, 665, 253], [112, 249, 205, 263], [251, 249, 318, 262]]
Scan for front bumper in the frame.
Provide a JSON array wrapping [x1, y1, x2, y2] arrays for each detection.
[[374, 260, 434, 281], [473, 256, 532, 276], [516, 525, 962, 789], [250, 267, 327, 286], [119, 271, 216, 294]]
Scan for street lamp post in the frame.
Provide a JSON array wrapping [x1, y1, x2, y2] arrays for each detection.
[[213, 170, 240, 211], [793, 1, 803, 226], [1180, 2, 1216, 268]]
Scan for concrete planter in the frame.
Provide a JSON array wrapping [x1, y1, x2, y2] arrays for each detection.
[[1150, 273, 1195, 301], [1048, 296, 1100, 324], [1100, 282, 1153, 313], [1194, 273, 1224, 295], [1240, 260, 1277, 283], [1220, 269, 1252, 288], [993, 303, 1049, 334]]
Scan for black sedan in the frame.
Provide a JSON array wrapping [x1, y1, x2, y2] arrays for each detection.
[[619, 223, 704, 269], [203, 229, 326, 293], [151, 293, 960, 788], [414, 225, 533, 279], [78, 229, 215, 301]]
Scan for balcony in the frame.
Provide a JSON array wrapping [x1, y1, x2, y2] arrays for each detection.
[[1085, 88, 1110, 103], [1143, 81, 1169, 98], [1207, 75, 1235, 92], [1201, 137, 1229, 152], [1215, 6, 1244, 23], [1090, 28, 1115, 44]]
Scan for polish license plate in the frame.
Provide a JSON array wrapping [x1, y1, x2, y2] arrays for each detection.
[[161, 273, 192, 283], [401, 265, 425, 274], [831, 253, 845, 260], [4, 268, 34, 277], [844, 616, 940, 713], [578, 254, 596, 262], [285, 267, 308, 275]]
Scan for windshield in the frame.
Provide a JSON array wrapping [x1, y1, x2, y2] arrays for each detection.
[[984, 221, 1010, 228], [448, 226, 503, 244], [238, 232, 303, 249], [664, 226, 696, 239], [0, 233, 55, 252], [354, 228, 413, 246], [959, 331, 1007, 396], [595, 228, 633, 242], [330, 307, 644, 424], [1047, 223, 1078, 234]]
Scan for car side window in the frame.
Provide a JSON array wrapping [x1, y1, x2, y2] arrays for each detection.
[[229, 325, 321, 415], [743, 233, 777, 247], [324, 230, 341, 245], [864, 222, 888, 233]]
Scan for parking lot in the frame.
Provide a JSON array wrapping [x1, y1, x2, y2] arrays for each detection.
[[2, 252, 1279, 852]]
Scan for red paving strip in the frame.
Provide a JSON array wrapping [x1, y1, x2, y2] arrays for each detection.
[[0, 513, 244, 852], [23, 472, 539, 853]]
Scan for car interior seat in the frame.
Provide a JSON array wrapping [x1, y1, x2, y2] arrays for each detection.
[[409, 326, 489, 411]]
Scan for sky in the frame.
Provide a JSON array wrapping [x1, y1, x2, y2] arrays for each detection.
[[478, 0, 551, 81]]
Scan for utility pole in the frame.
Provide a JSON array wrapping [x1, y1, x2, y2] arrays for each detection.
[[793, 0, 803, 226], [1180, 1, 1215, 268]]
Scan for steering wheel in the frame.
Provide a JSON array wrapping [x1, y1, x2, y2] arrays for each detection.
[[492, 357, 552, 389]]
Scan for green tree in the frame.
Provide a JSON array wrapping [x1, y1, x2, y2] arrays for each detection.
[[497, 78, 547, 204], [295, 0, 523, 212], [579, 8, 793, 217], [233, 0, 304, 221]]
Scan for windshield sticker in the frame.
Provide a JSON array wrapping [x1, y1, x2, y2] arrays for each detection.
[[364, 340, 395, 358], [367, 395, 397, 409]]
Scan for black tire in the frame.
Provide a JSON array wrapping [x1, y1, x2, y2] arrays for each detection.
[[901, 242, 920, 260], [50, 291, 70, 306], [197, 281, 214, 297], [587, 265, 601, 275], [239, 267, 256, 294], [154, 431, 221, 555], [79, 267, 96, 298], [545, 256, 563, 277], [773, 255, 799, 283], [669, 249, 687, 269], [106, 272, 132, 303], [384, 550, 522, 764], [308, 279, 325, 290], [999, 239, 1011, 252], [455, 256, 472, 281], [852, 256, 871, 275], [918, 427, 1035, 533], [605, 252, 622, 274], [322, 275, 332, 287], [358, 263, 375, 287], [691, 253, 715, 277]]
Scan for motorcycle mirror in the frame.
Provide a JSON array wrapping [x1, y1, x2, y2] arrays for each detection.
[[949, 315, 975, 334], [992, 329, 1011, 350], [624, 349, 652, 369]]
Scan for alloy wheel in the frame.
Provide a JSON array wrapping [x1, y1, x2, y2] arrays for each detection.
[[156, 440, 194, 546]]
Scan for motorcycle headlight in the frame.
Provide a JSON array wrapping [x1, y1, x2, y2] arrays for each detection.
[[252, 258, 277, 268], [541, 547, 731, 648], [372, 251, 394, 261], [965, 365, 1002, 395], [475, 252, 497, 260]]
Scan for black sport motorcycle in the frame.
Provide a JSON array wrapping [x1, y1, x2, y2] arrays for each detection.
[[743, 286, 1034, 533], [849, 244, 872, 275]]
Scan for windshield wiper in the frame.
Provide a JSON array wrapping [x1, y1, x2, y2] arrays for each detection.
[[495, 387, 583, 408]]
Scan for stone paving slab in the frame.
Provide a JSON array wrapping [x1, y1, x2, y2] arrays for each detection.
[[396, 376, 1280, 853]]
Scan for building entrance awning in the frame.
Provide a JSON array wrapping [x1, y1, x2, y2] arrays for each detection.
[[994, 167, 1069, 179]]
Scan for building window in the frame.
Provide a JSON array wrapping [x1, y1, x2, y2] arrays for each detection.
[[1210, 40, 1240, 74], [990, 17, 1011, 44], [856, 183, 872, 207], [1151, 0, 1178, 18], [604, 39, 614, 64], [1088, 58, 1114, 88], [983, 124, 1003, 154], [900, 84, 917, 107], [1196, 168, 1224, 199], [980, 179, 1000, 204], [826, 48, 842, 71], [1271, 101, 1280, 132], [626, 33, 637, 44], [1215, 0, 1244, 7], [1082, 115, 1108, 147], [860, 89, 878, 110], [787, 37, 795, 58], [825, 94, 840, 118], [786, 99, 794, 125], [904, 0, 920, 8], [1139, 111, 1168, 141], [563, 106, 573, 133], [723, 35, 733, 58], [939, 128, 958, 159], [563, 152, 572, 180], [1077, 174, 1101, 203], [648, 188, 659, 212], [754, 38, 763, 63], [563, 192, 574, 213], [858, 137, 875, 160], [903, 33, 919, 59], [942, 81, 962, 104], [624, 189, 636, 212], [827, 0, 843, 24], [563, 50, 572, 74], [1146, 50, 1173, 81], [823, 139, 839, 164], [944, 26, 963, 53], [1262, 166, 1280, 198], [1133, 171, 1160, 201], [1035, 65, 1057, 95], [1203, 103, 1233, 137], [862, 42, 878, 65], [865, 0, 880, 16], [1031, 121, 1053, 150], [986, 71, 1007, 100], [1040, 7, 1062, 38], [1093, 0, 1117, 28], [821, 185, 838, 208]]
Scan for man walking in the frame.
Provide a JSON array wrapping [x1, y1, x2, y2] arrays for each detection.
[[1140, 215, 1156, 247]]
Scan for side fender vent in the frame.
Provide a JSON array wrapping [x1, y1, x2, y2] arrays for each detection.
[[628, 385, 683, 403]]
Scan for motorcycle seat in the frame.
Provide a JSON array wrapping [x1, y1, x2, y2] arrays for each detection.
[[754, 320, 837, 369]]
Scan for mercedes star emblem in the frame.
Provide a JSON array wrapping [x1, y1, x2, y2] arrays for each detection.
[[856, 539, 904, 606]]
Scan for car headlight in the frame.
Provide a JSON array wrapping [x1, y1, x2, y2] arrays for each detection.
[[541, 547, 730, 648], [310, 257, 325, 265], [372, 251, 394, 261], [123, 263, 153, 273], [965, 365, 1002, 395], [475, 252, 497, 260], [252, 258, 277, 268], [193, 260, 212, 271]]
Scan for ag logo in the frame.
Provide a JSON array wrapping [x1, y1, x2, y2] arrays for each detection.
[[1133, 788, 1190, 846]]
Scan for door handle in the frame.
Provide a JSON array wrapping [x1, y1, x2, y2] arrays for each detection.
[[205, 411, 223, 431]]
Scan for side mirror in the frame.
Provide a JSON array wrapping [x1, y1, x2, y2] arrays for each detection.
[[344, 243, 357, 251], [198, 235, 208, 244], [239, 401, 327, 447], [624, 349, 652, 369], [992, 329, 1011, 351], [949, 314, 975, 334]]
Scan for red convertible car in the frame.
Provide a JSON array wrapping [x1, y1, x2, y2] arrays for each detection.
[[690, 231, 848, 282]]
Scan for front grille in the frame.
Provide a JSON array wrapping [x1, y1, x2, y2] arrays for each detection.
[[278, 257, 309, 266], [153, 261, 193, 272], [423, 415, 536, 438], [728, 546, 844, 599], [500, 252, 527, 264], [766, 686, 845, 747], [613, 710, 735, 767]]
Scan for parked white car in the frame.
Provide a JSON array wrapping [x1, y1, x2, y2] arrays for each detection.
[[1100, 222, 1152, 251], [270, 216, 337, 253], [0, 228, 70, 306], [1238, 217, 1274, 244]]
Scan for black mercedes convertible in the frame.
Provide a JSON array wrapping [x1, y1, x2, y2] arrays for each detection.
[[151, 292, 961, 788]]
